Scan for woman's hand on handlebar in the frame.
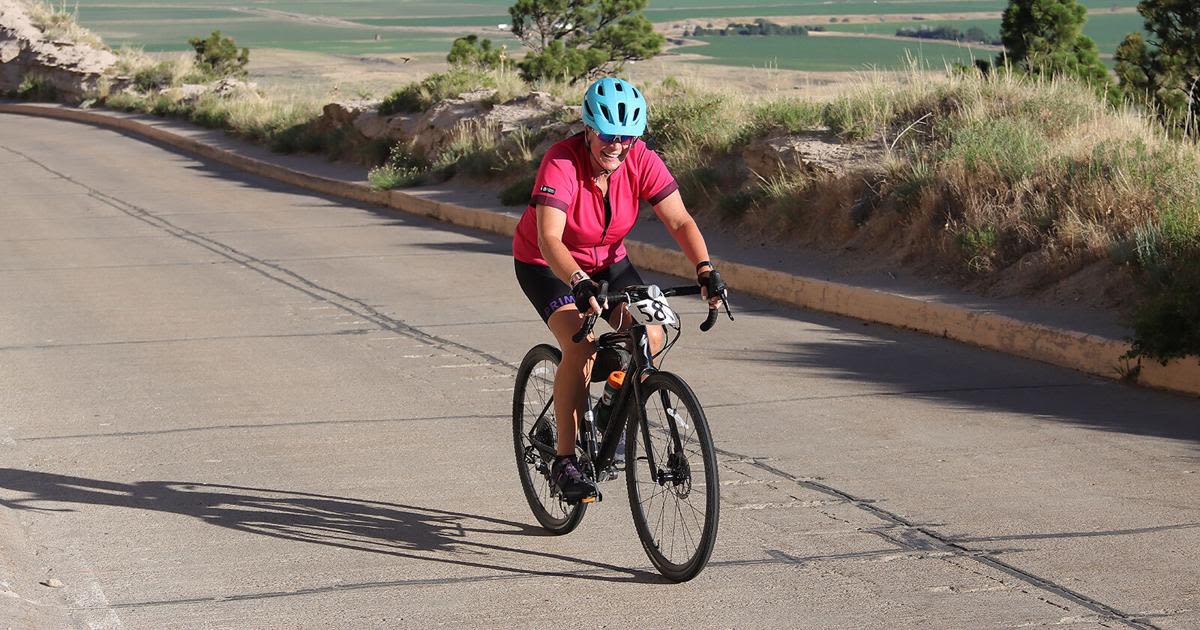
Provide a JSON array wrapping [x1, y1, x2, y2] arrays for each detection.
[[696, 264, 733, 332], [570, 276, 606, 316], [697, 266, 727, 310]]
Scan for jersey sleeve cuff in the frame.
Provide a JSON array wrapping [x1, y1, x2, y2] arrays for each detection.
[[531, 194, 569, 211], [647, 181, 679, 205]]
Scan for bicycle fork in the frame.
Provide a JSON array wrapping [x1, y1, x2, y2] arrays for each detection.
[[638, 386, 689, 487]]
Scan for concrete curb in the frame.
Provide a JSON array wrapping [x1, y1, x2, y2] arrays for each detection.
[[3, 102, 1197, 397]]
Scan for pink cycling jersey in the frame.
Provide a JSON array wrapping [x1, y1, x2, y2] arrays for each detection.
[[512, 133, 678, 274]]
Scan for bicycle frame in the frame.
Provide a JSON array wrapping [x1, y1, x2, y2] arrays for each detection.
[[525, 324, 672, 482], [590, 324, 687, 486], [526, 282, 730, 492]]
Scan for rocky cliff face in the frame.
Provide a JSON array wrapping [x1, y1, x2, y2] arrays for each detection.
[[0, 0, 117, 100]]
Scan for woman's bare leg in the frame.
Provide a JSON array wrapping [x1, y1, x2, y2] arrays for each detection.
[[546, 306, 595, 457]]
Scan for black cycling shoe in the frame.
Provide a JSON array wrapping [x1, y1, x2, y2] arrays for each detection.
[[551, 455, 596, 503]]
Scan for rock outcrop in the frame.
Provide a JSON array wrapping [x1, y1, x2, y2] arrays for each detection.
[[312, 88, 568, 161], [742, 129, 883, 179], [0, 0, 117, 100]]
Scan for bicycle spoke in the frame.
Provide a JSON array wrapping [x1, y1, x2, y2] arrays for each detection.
[[626, 372, 718, 581], [515, 347, 585, 534]]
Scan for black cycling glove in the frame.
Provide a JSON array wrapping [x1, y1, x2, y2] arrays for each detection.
[[570, 277, 603, 314], [697, 267, 726, 300]]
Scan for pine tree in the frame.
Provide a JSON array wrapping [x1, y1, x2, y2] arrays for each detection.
[[508, 0, 664, 83], [998, 0, 1112, 94], [1114, 1, 1200, 130]]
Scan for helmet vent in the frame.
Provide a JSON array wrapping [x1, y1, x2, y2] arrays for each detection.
[[631, 107, 641, 123], [617, 102, 626, 123], [599, 103, 613, 123]]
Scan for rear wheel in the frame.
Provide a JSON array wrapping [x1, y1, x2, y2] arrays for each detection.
[[513, 344, 586, 534], [625, 372, 719, 581]]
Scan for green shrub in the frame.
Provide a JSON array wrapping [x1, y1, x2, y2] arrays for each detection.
[[150, 94, 187, 117], [366, 142, 434, 189], [16, 74, 57, 101], [1128, 246, 1200, 364], [499, 174, 536, 206], [368, 164, 430, 189], [356, 137, 394, 166], [941, 118, 1048, 182], [448, 35, 504, 69], [379, 68, 496, 115], [958, 226, 999, 272], [823, 90, 894, 140], [188, 30, 249, 80], [270, 123, 329, 154], [717, 188, 766, 221], [379, 84, 424, 116], [103, 91, 150, 111], [133, 61, 177, 91], [650, 92, 731, 152], [750, 99, 823, 135], [891, 154, 934, 213]]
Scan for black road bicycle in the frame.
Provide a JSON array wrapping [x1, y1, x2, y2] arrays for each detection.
[[512, 282, 733, 582]]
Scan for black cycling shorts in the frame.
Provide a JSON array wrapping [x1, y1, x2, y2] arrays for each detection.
[[515, 257, 645, 323]]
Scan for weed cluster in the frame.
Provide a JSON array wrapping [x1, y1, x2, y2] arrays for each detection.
[[368, 120, 542, 191]]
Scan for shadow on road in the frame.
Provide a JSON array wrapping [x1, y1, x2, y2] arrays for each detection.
[[0, 468, 664, 584], [134, 136, 1200, 446], [725, 331, 1200, 446]]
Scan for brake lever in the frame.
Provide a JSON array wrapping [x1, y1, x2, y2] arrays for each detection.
[[699, 289, 733, 333], [572, 314, 598, 343]]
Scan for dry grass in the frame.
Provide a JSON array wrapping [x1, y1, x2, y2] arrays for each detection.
[[21, 0, 106, 49]]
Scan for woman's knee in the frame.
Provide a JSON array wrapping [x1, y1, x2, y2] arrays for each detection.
[[647, 324, 666, 351], [546, 309, 595, 363]]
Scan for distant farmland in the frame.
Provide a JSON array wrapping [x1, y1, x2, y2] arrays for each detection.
[[675, 35, 990, 72], [67, 0, 1143, 72], [823, 10, 1143, 54]]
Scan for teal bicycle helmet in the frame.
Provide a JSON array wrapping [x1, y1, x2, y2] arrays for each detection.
[[581, 77, 647, 138]]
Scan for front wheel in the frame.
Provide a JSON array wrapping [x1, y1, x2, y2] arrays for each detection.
[[513, 344, 586, 534], [625, 372, 719, 582]]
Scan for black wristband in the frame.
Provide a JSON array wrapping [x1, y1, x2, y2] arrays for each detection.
[[695, 260, 712, 272]]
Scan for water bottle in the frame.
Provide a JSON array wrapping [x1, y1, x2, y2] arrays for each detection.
[[594, 370, 625, 433]]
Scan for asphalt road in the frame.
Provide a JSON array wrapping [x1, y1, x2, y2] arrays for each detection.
[[1, 114, 1198, 629]]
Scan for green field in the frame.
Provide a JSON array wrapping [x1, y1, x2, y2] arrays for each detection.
[[351, 0, 1138, 27], [824, 11, 1144, 53], [86, 19, 471, 55], [75, 7, 246, 21], [676, 34, 990, 71], [65, 0, 1142, 62]]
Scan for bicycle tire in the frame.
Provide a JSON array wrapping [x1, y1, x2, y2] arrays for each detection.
[[513, 344, 587, 534], [625, 371, 719, 581]]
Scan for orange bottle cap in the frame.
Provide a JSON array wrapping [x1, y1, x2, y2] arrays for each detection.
[[607, 370, 625, 387]]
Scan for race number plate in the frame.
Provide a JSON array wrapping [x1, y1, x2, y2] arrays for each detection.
[[630, 286, 677, 326]]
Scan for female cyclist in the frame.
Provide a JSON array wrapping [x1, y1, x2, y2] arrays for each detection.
[[512, 77, 727, 502]]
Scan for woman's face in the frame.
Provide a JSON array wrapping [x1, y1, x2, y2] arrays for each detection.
[[586, 127, 636, 174]]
